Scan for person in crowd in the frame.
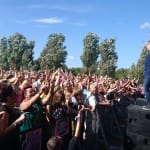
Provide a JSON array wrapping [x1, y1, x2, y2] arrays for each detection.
[[16, 79, 31, 106], [0, 79, 26, 150], [19, 82, 51, 150], [82, 83, 98, 150], [47, 135, 63, 150], [47, 105, 88, 150], [46, 89, 72, 150], [32, 73, 45, 90], [0, 67, 144, 150]]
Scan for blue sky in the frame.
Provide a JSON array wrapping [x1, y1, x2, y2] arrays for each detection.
[[0, 0, 150, 69]]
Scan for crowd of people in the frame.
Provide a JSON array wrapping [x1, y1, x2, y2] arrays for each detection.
[[0, 68, 144, 150]]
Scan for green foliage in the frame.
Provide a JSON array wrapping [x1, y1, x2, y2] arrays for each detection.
[[115, 68, 129, 79], [0, 37, 9, 70], [98, 38, 118, 77], [128, 63, 138, 79], [80, 32, 100, 72], [128, 46, 147, 84], [32, 59, 41, 71], [0, 32, 35, 70], [68, 67, 84, 76], [39, 33, 67, 69], [0, 32, 147, 80]]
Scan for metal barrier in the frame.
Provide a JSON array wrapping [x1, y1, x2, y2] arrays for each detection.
[[96, 101, 124, 150]]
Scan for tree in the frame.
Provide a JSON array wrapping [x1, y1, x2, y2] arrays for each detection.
[[128, 45, 147, 84], [32, 59, 41, 71], [39, 33, 67, 69], [80, 32, 100, 73], [0, 37, 9, 70], [135, 47, 147, 84], [21, 41, 34, 70], [115, 68, 129, 79], [98, 38, 118, 77], [0, 33, 35, 70], [68, 67, 84, 76], [128, 63, 137, 79]]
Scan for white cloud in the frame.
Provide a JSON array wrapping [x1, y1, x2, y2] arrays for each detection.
[[32, 16, 86, 27], [33, 17, 64, 24], [28, 4, 91, 13], [67, 55, 74, 60], [140, 22, 150, 29], [50, 5, 91, 13]]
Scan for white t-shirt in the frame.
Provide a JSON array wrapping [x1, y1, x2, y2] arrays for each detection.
[[85, 90, 97, 107]]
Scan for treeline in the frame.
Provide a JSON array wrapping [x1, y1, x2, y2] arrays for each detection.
[[0, 32, 147, 83]]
